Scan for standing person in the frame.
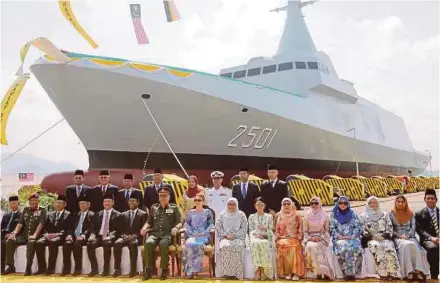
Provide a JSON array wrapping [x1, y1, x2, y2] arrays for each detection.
[[205, 171, 232, 218], [114, 195, 147, 277], [115, 174, 144, 212], [260, 165, 288, 216], [87, 193, 123, 277], [360, 196, 401, 280], [215, 197, 248, 280], [303, 196, 334, 280], [415, 188, 439, 280], [329, 196, 363, 280], [35, 195, 72, 275], [1, 196, 21, 274], [89, 170, 118, 213], [4, 193, 46, 275], [143, 168, 175, 210], [181, 175, 204, 216], [65, 170, 91, 214], [390, 195, 430, 280], [62, 195, 94, 276], [248, 197, 275, 280], [232, 168, 260, 217], [141, 186, 181, 280], [275, 197, 305, 281]]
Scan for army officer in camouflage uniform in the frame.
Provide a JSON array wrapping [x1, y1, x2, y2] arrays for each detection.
[[141, 186, 181, 280], [4, 193, 47, 276]]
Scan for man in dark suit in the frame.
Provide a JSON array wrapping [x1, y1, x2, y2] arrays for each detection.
[[87, 193, 123, 277], [1, 196, 21, 274], [62, 195, 94, 276], [415, 188, 439, 279], [65, 170, 91, 214], [35, 195, 72, 275], [89, 170, 118, 213], [232, 168, 260, 217], [114, 174, 144, 212], [143, 168, 175, 210], [113, 195, 147, 277], [260, 164, 288, 215]]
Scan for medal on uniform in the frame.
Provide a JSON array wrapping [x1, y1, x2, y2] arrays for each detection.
[[165, 209, 173, 213], [34, 211, 41, 216]]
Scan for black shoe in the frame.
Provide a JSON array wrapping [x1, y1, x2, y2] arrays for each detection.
[[160, 269, 167, 280], [129, 272, 137, 278], [143, 269, 151, 280], [61, 270, 70, 276], [24, 266, 32, 276], [88, 270, 98, 277], [45, 270, 54, 275], [73, 270, 81, 276], [101, 270, 109, 277], [3, 265, 15, 275], [113, 269, 121, 277], [34, 269, 46, 275]]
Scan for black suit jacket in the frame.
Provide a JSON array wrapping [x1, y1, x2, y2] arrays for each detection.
[[42, 210, 73, 238], [415, 207, 440, 244], [232, 182, 260, 217], [65, 184, 92, 214], [260, 179, 288, 213], [121, 209, 148, 244], [89, 184, 119, 213], [90, 209, 123, 240], [1, 210, 22, 240], [143, 183, 175, 210], [114, 189, 144, 212], [69, 210, 94, 239]]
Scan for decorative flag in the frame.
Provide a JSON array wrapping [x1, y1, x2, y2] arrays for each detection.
[[59, 0, 98, 48], [163, 0, 181, 22], [130, 4, 149, 45], [19, 173, 35, 182]]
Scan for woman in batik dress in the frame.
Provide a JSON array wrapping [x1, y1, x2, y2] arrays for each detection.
[[248, 197, 275, 280], [215, 197, 248, 279], [360, 196, 401, 280], [329, 196, 363, 280], [303, 196, 334, 280], [275, 197, 305, 281], [182, 194, 214, 278], [390, 195, 430, 280]]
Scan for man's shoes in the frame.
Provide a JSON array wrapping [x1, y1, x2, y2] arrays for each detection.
[[88, 270, 98, 277], [24, 266, 31, 276], [45, 270, 54, 275], [61, 270, 70, 276], [129, 271, 137, 278], [112, 269, 121, 277], [73, 270, 81, 276], [3, 265, 15, 275], [34, 269, 46, 275], [143, 269, 152, 280], [160, 269, 167, 281]]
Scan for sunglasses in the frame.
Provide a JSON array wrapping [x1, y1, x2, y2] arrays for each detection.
[[194, 199, 202, 202], [282, 202, 291, 206], [339, 202, 348, 205], [310, 202, 319, 206], [158, 194, 168, 197], [256, 203, 265, 207]]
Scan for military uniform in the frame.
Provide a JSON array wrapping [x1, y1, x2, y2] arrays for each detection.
[[144, 203, 181, 270], [205, 186, 231, 218], [5, 206, 46, 273]]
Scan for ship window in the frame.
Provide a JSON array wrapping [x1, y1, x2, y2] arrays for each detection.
[[262, 65, 276, 74], [307, 62, 318, 69], [295, 61, 307, 69], [247, 67, 261, 76], [233, 70, 246, 79], [221, 72, 232, 78], [278, 62, 294, 71]]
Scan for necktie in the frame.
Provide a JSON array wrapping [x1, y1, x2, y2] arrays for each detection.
[[77, 186, 82, 198], [102, 186, 106, 194], [130, 211, 135, 227], [75, 213, 85, 236], [271, 181, 275, 188], [242, 183, 247, 198], [6, 213, 15, 232], [430, 209, 439, 236], [55, 212, 61, 224], [126, 190, 131, 199], [103, 211, 109, 238]]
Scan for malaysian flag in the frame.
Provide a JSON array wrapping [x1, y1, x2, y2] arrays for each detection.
[[18, 173, 34, 182], [130, 4, 149, 45]]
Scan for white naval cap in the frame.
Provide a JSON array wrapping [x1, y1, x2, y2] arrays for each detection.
[[210, 171, 224, 178]]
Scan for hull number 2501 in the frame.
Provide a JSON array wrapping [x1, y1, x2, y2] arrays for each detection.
[[228, 125, 279, 149]]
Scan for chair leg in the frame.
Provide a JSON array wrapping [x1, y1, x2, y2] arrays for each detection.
[[171, 255, 175, 277], [208, 256, 212, 278], [210, 257, 215, 277]]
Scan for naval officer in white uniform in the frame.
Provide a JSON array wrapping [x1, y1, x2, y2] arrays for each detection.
[[205, 171, 232, 219]]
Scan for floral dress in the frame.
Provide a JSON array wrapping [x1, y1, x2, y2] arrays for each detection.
[[248, 213, 275, 279]]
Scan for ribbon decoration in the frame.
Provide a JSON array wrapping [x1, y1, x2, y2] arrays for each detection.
[[59, 0, 98, 49], [1, 38, 70, 145], [163, 0, 181, 22]]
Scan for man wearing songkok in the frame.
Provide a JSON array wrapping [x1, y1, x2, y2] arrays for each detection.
[[90, 170, 118, 213], [232, 168, 260, 217], [1, 196, 21, 274], [260, 165, 288, 215], [143, 168, 175, 210], [115, 173, 144, 212], [65, 169, 91, 214]]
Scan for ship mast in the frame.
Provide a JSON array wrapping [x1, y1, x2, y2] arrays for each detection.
[[271, 0, 317, 58]]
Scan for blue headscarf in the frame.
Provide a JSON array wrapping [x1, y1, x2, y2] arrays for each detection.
[[332, 196, 354, 224]]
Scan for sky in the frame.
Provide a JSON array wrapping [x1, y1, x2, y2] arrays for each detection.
[[0, 0, 439, 172]]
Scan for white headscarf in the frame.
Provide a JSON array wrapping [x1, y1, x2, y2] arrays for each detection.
[[220, 197, 241, 232], [364, 196, 384, 222]]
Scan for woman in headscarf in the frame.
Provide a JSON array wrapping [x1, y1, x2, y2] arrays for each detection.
[[303, 196, 334, 280], [182, 193, 214, 278], [275, 197, 305, 280], [248, 197, 275, 280], [329, 196, 363, 280], [215, 197, 248, 279], [360, 196, 401, 280], [182, 175, 204, 215], [389, 195, 430, 280]]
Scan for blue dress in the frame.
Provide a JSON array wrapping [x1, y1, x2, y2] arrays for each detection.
[[329, 212, 363, 277], [182, 208, 214, 273]]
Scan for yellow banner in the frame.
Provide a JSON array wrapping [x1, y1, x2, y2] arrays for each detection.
[[1, 75, 30, 145], [59, 0, 98, 49]]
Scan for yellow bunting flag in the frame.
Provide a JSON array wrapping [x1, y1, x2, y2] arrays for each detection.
[[1, 75, 30, 145], [59, 0, 98, 49], [163, 0, 181, 22]]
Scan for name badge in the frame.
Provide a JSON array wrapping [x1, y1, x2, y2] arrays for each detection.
[[165, 209, 173, 214], [33, 211, 41, 216], [219, 193, 226, 196]]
